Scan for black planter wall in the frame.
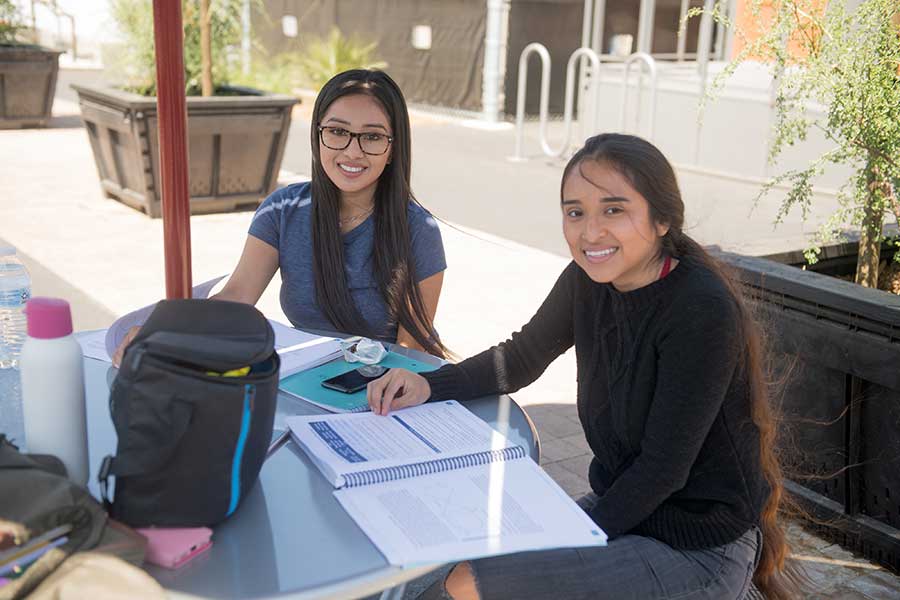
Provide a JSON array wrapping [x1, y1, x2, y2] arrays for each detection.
[[720, 250, 900, 574]]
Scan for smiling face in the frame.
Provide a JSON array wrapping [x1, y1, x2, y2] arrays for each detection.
[[562, 160, 670, 291], [318, 93, 393, 206]]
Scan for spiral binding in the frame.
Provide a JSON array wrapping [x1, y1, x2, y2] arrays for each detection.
[[343, 446, 526, 488]]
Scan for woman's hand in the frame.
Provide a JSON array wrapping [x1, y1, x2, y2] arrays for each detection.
[[112, 325, 141, 368], [366, 368, 431, 415]]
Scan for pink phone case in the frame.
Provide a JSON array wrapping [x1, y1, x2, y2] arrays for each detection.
[[137, 527, 213, 569]]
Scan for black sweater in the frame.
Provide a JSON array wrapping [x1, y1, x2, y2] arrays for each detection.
[[423, 256, 769, 549]]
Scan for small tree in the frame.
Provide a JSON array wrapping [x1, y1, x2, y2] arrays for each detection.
[[109, 0, 246, 96], [694, 0, 900, 289]]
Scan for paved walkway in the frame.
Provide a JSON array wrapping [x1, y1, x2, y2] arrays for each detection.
[[0, 69, 898, 599]]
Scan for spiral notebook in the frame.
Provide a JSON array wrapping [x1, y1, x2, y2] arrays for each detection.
[[286, 401, 606, 566]]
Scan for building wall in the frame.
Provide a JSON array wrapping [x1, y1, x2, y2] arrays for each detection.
[[258, 0, 486, 111], [504, 0, 710, 117], [602, 0, 708, 56], [731, 0, 834, 60], [503, 0, 584, 116]]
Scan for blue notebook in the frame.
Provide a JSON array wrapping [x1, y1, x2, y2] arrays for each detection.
[[279, 352, 439, 413]]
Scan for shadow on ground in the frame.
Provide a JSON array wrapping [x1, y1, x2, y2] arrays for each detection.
[[46, 114, 85, 129]]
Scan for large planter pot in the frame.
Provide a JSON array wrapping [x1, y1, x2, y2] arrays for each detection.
[[0, 44, 62, 129], [72, 84, 299, 217], [720, 246, 900, 574]]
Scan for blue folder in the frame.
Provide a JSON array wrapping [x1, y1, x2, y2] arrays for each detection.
[[279, 352, 440, 413]]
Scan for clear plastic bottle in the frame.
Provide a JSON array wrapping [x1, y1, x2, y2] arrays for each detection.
[[0, 245, 32, 446]]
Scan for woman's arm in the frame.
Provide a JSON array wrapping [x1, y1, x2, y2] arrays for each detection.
[[368, 263, 578, 414], [424, 263, 578, 399], [212, 235, 279, 304], [395, 270, 444, 352]]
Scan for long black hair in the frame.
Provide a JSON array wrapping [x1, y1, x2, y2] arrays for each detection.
[[310, 69, 446, 357], [562, 133, 802, 599]]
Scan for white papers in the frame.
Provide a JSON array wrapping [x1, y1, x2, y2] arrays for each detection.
[[77, 329, 111, 362], [269, 320, 342, 378], [83, 273, 340, 377], [335, 458, 606, 566], [102, 275, 227, 359], [288, 401, 607, 566], [287, 401, 515, 488]]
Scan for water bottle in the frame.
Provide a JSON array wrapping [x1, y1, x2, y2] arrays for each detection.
[[0, 245, 31, 446], [21, 297, 88, 485]]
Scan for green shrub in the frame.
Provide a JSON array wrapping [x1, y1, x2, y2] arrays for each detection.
[[0, 0, 28, 45], [296, 27, 386, 91], [230, 52, 305, 96], [232, 27, 386, 95]]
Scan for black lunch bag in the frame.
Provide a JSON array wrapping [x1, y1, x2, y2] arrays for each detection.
[[99, 299, 280, 528]]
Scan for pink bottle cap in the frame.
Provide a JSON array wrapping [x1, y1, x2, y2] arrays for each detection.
[[24, 297, 74, 339]]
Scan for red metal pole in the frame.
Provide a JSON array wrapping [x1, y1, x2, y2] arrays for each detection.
[[152, 0, 192, 299]]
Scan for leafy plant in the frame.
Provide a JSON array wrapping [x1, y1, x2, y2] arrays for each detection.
[[231, 52, 305, 95], [109, 0, 249, 96], [691, 0, 900, 289], [0, 0, 28, 45], [296, 27, 386, 91]]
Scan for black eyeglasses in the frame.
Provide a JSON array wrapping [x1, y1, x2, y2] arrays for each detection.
[[317, 125, 393, 156]]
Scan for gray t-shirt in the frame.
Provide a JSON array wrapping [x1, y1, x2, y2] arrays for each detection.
[[248, 182, 446, 341]]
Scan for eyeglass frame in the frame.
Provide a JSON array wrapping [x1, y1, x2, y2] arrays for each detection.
[[317, 125, 394, 156]]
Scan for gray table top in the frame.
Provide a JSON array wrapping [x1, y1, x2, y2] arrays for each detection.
[[83, 346, 539, 599]]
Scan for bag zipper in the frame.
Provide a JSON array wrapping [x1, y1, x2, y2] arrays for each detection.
[[227, 384, 255, 517], [134, 351, 277, 385]]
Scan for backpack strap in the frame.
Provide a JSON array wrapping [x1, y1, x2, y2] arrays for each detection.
[[98, 455, 115, 510], [98, 454, 152, 510]]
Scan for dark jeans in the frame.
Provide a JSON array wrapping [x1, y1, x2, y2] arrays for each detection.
[[419, 495, 762, 600]]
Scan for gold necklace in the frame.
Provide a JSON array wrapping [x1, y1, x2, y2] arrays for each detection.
[[338, 206, 374, 228]]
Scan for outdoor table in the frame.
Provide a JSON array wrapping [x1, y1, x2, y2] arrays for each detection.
[[81, 339, 540, 599]]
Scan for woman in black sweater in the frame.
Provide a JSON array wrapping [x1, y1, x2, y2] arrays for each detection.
[[367, 134, 799, 599]]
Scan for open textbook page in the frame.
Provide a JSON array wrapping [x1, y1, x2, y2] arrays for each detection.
[[336, 457, 606, 565], [287, 401, 517, 488], [287, 401, 606, 566]]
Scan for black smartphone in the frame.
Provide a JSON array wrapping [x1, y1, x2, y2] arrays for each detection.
[[321, 366, 388, 394]]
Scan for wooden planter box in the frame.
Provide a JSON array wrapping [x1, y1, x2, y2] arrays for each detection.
[[720, 247, 900, 574], [0, 45, 62, 129], [72, 84, 299, 217]]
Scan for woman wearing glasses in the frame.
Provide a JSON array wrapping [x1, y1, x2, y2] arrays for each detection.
[[241, 69, 447, 355], [112, 70, 447, 366]]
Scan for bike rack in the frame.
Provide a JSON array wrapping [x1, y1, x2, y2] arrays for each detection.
[[620, 52, 658, 140], [511, 43, 552, 162], [511, 46, 601, 161]]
